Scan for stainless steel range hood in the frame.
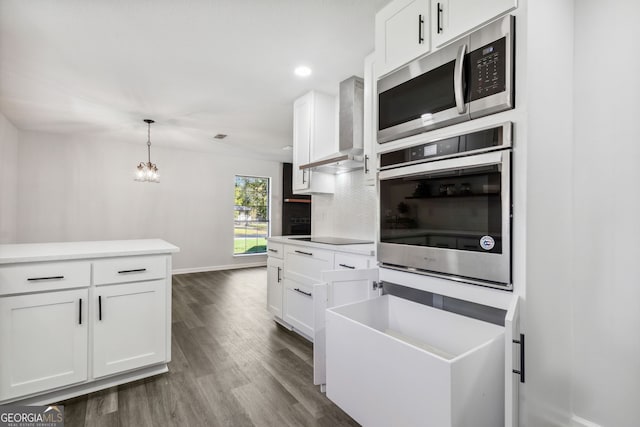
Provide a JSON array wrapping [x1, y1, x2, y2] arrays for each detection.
[[300, 76, 364, 174]]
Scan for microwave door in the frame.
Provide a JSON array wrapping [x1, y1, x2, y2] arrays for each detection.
[[377, 39, 470, 144]]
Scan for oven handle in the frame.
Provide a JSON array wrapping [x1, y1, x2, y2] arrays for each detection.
[[454, 44, 467, 115], [378, 150, 504, 181]]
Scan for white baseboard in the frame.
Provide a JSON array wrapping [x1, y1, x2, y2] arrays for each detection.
[[572, 415, 602, 427], [172, 262, 267, 275]]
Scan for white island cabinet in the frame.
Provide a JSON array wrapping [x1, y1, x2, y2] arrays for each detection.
[[0, 239, 179, 405]]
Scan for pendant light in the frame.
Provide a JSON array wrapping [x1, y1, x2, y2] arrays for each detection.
[[134, 119, 160, 182]]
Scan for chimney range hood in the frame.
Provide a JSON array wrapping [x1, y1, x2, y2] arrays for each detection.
[[299, 76, 364, 174]]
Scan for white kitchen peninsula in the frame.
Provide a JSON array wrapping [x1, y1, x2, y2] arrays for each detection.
[[0, 239, 179, 405]]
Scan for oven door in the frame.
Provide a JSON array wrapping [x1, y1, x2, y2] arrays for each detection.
[[378, 150, 511, 288], [377, 37, 470, 144]]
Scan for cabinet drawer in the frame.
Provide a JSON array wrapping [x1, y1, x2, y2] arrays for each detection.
[[334, 253, 370, 270], [284, 246, 334, 283], [283, 279, 313, 338], [266, 242, 284, 259], [0, 261, 90, 296], [93, 255, 167, 286]]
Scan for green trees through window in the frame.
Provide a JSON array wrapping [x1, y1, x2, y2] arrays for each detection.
[[234, 176, 270, 255]]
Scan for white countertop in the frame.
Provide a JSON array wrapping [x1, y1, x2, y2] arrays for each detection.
[[0, 239, 180, 264], [268, 236, 375, 256]]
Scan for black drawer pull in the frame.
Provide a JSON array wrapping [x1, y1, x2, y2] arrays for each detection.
[[98, 296, 102, 321], [418, 14, 424, 43], [268, 248, 279, 253], [338, 263, 356, 269], [512, 334, 525, 383], [437, 3, 443, 34], [27, 276, 64, 281], [294, 250, 313, 256], [79, 298, 83, 325], [117, 268, 147, 274], [294, 288, 312, 297], [277, 266, 282, 282]]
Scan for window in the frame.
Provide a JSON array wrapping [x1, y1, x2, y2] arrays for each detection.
[[234, 175, 270, 255]]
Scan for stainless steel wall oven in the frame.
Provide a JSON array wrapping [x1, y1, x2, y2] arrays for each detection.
[[378, 123, 512, 289]]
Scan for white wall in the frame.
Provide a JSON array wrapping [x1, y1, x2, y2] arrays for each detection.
[[16, 131, 282, 271], [571, 1, 640, 426], [312, 171, 376, 240], [0, 112, 19, 244]]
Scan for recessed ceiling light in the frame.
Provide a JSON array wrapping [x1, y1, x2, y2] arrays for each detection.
[[213, 134, 227, 139], [294, 66, 312, 77]]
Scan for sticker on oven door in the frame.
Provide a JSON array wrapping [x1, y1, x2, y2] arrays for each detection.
[[480, 236, 495, 251]]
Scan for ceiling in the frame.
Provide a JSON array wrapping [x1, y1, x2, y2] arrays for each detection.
[[0, 0, 388, 161]]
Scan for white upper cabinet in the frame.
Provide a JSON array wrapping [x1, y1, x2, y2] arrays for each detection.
[[375, 0, 430, 77], [363, 52, 377, 186], [432, 0, 517, 48], [292, 91, 336, 195]]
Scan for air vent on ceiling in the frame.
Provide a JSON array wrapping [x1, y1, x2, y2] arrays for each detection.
[[213, 134, 227, 139]]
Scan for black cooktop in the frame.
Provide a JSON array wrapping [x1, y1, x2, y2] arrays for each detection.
[[289, 236, 373, 245]]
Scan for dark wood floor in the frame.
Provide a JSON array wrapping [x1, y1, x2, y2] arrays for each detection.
[[60, 268, 358, 427]]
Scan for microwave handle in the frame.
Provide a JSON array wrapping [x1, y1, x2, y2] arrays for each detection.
[[454, 44, 467, 114]]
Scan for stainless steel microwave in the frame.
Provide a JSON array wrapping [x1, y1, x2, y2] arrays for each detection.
[[378, 123, 512, 289], [377, 15, 515, 144]]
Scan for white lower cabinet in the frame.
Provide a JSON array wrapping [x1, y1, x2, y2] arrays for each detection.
[[326, 294, 509, 427], [283, 279, 314, 338], [266, 257, 284, 318], [0, 288, 88, 401], [93, 280, 166, 378]]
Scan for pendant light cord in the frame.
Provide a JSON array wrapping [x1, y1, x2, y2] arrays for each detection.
[[147, 121, 152, 164]]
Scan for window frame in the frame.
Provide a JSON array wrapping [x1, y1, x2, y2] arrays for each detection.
[[233, 174, 272, 257]]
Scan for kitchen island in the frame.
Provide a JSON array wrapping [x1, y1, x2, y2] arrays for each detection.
[[0, 239, 179, 405]]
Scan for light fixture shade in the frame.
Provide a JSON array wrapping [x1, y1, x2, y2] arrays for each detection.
[[135, 119, 159, 182]]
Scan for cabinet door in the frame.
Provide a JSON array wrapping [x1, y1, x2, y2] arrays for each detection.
[[363, 52, 377, 186], [505, 296, 521, 427], [93, 280, 166, 378], [0, 289, 88, 401], [267, 257, 284, 318], [293, 93, 312, 193], [313, 268, 380, 386], [376, 0, 430, 77], [283, 279, 314, 339], [432, 0, 516, 48]]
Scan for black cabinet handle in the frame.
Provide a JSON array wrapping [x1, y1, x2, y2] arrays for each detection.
[[268, 248, 278, 253], [27, 276, 64, 281], [437, 3, 443, 34], [302, 169, 307, 184], [277, 266, 281, 282], [512, 334, 525, 383], [98, 296, 102, 321], [294, 250, 313, 256], [338, 263, 356, 269], [294, 288, 312, 297], [364, 155, 370, 174], [418, 14, 424, 43], [117, 268, 147, 274], [79, 298, 82, 325]]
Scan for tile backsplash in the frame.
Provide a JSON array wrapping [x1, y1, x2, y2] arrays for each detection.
[[312, 171, 376, 240]]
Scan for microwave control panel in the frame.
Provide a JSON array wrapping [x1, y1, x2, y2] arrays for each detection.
[[468, 37, 507, 102]]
